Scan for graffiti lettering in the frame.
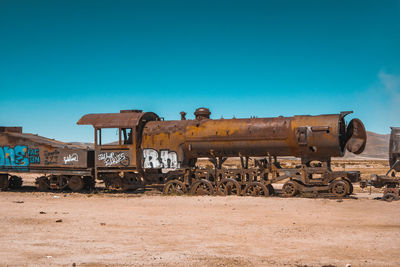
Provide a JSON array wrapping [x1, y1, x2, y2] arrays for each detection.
[[98, 152, 129, 167], [143, 149, 180, 169], [63, 153, 79, 164], [44, 150, 59, 165], [143, 149, 161, 168], [28, 148, 40, 164], [0, 145, 39, 170]]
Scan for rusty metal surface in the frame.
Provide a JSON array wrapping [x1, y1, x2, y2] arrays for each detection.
[[77, 110, 159, 128], [140, 111, 367, 170], [345, 119, 367, 154], [0, 128, 93, 173], [194, 107, 211, 120], [389, 127, 400, 171], [78, 110, 160, 183], [0, 127, 22, 133]]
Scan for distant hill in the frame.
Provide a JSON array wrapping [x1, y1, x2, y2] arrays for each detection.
[[343, 131, 389, 160], [67, 142, 94, 149]]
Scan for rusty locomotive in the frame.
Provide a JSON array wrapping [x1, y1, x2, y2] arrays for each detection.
[[0, 108, 367, 197], [361, 127, 400, 201]]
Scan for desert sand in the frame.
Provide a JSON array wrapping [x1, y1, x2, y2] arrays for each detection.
[[0, 190, 399, 266], [0, 160, 399, 266]]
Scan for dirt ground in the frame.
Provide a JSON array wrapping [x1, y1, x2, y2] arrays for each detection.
[[0, 191, 399, 267], [1, 160, 399, 267]]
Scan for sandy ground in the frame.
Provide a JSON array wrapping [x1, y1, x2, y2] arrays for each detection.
[[1, 160, 398, 266], [0, 191, 399, 267]]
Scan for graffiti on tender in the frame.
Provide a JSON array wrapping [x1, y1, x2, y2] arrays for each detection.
[[143, 148, 180, 169], [98, 152, 130, 167], [28, 148, 40, 164], [63, 153, 78, 164], [44, 150, 59, 165], [0, 146, 40, 169]]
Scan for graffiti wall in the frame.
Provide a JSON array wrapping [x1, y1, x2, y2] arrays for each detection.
[[97, 152, 130, 167], [63, 153, 79, 164], [0, 145, 85, 171], [143, 148, 180, 169], [0, 146, 40, 170], [44, 150, 59, 165]]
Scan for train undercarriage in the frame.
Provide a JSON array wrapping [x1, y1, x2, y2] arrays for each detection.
[[97, 156, 359, 198], [0, 171, 95, 192], [0, 156, 359, 198]]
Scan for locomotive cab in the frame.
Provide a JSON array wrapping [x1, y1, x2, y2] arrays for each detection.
[[77, 110, 159, 190]]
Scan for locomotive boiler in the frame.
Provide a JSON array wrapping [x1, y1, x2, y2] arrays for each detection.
[[141, 109, 365, 166], [78, 108, 367, 197]]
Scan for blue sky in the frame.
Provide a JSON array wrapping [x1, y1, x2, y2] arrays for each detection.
[[1, 0, 399, 142]]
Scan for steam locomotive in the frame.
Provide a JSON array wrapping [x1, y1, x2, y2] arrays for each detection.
[[0, 108, 368, 197]]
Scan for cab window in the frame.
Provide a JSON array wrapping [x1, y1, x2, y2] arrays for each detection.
[[121, 128, 133, 144], [96, 128, 133, 145]]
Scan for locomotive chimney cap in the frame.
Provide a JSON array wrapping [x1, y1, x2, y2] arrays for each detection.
[[180, 111, 187, 120], [194, 107, 211, 120]]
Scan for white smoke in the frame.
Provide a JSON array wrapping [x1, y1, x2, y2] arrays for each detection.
[[378, 70, 400, 106]]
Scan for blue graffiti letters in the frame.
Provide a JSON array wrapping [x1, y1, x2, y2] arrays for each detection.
[[28, 148, 40, 164], [0, 146, 40, 170], [15, 146, 29, 166]]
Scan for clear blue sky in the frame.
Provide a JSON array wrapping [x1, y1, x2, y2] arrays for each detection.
[[1, 0, 399, 142]]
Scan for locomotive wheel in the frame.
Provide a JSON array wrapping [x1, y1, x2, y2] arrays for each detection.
[[282, 181, 298, 197], [243, 182, 269, 197], [112, 177, 123, 190], [342, 179, 353, 195], [382, 193, 395, 202], [190, 179, 214, 195], [52, 175, 69, 190], [163, 180, 187, 195], [36, 176, 50, 191], [267, 184, 275, 195], [216, 178, 241, 196], [330, 180, 349, 197], [0, 174, 9, 190], [83, 176, 95, 190], [68, 176, 84, 192], [8, 176, 23, 189]]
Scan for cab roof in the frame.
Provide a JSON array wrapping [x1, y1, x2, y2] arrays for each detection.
[[77, 110, 159, 128]]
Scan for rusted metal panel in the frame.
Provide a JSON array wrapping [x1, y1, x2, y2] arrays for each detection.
[[0, 127, 22, 133], [78, 110, 160, 176], [345, 118, 367, 155], [96, 150, 131, 168], [140, 111, 367, 170], [78, 110, 160, 180], [0, 130, 93, 173], [389, 127, 400, 171], [77, 111, 159, 128]]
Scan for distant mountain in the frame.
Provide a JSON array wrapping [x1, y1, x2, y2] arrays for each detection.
[[343, 131, 389, 160], [67, 142, 94, 149]]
